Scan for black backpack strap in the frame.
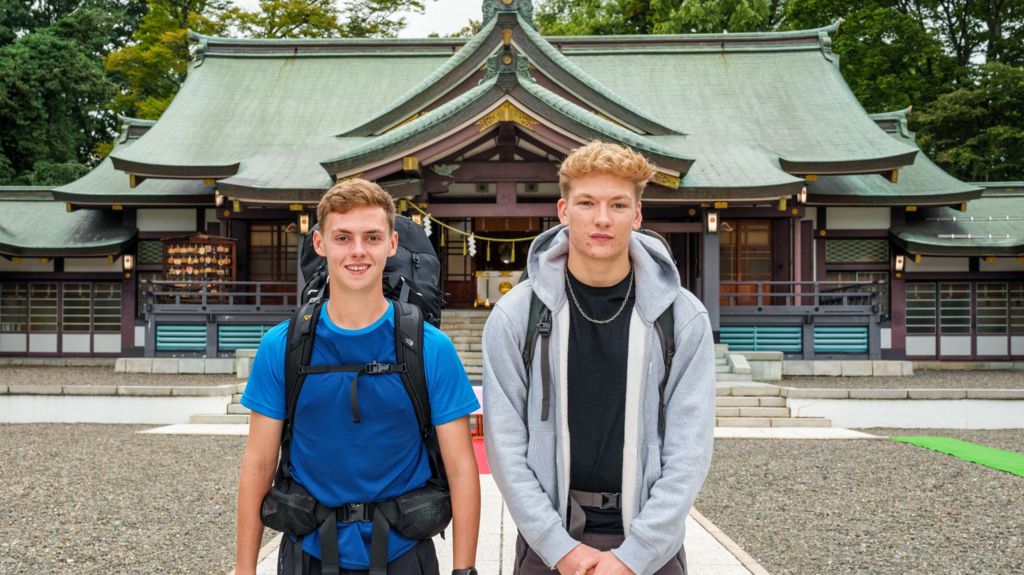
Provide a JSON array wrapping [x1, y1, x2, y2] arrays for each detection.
[[522, 293, 553, 422], [279, 297, 324, 481], [653, 306, 676, 436], [393, 300, 448, 485]]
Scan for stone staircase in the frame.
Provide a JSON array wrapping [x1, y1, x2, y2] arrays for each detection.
[[191, 313, 829, 428], [714, 344, 831, 428], [440, 309, 489, 382]]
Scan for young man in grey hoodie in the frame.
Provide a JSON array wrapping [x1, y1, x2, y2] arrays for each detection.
[[482, 141, 715, 575]]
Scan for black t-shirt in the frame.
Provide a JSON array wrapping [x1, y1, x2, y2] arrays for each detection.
[[566, 266, 634, 534]]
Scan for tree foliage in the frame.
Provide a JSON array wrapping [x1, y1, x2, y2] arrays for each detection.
[[0, 8, 116, 184], [915, 63, 1024, 181], [536, 0, 784, 35]]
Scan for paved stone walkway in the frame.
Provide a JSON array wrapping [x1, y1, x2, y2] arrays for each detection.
[[250, 475, 765, 575], [142, 424, 879, 441]]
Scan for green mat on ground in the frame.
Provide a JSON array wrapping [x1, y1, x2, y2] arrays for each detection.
[[891, 436, 1024, 478]]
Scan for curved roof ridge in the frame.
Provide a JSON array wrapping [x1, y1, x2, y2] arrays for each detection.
[[338, 17, 500, 137], [513, 71, 687, 165], [546, 19, 841, 45], [321, 56, 693, 180], [322, 78, 499, 172]]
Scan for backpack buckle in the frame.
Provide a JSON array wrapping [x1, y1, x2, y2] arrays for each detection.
[[364, 361, 391, 375], [339, 502, 373, 523], [536, 313, 552, 336], [600, 492, 620, 510]]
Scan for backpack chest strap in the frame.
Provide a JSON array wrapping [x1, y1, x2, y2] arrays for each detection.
[[297, 362, 406, 423]]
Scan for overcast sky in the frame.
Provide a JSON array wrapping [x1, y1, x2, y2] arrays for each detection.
[[398, 0, 483, 38]]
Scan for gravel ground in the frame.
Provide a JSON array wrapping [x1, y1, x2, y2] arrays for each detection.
[[0, 424, 257, 575], [782, 369, 1024, 389], [697, 429, 1024, 575], [0, 366, 241, 387]]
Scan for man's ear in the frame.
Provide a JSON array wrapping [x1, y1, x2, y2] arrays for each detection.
[[312, 229, 326, 257], [633, 200, 643, 230], [557, 197, 569, 226], [388, 229, 398, 257]]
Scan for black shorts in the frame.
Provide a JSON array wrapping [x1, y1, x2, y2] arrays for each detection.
[[278, 537, 439, 575]]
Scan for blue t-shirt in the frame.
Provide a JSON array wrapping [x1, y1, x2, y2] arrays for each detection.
[[242, 301, 479, 567]]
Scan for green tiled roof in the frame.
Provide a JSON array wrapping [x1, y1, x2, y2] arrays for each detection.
[[109, 41, 455, 178], [0, 196, 135, 257], [320, 52, 694, 182], [891, 189, 1024, 256], [806, 109, 983, 206], [563, 43, 916, 174], [106, 4, 918, 200], [217, 137, 358, 202], [54, 120, 213, 206]]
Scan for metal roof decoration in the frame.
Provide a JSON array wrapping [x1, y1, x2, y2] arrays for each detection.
[[891, 185, 1024, 256], [100, 0, 922, 205], [0, 189, 136, 257], [806, 108, 984, 207]]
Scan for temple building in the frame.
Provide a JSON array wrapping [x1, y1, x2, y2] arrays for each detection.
[[0, 0, 1020, 361]]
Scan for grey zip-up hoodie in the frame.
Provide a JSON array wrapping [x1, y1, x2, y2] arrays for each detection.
[[483, 226, 715, 575]]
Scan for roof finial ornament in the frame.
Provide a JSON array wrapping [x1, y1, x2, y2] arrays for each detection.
[[482, 0, 534, 27]]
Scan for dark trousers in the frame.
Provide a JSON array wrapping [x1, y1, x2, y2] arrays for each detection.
[[513, 533, 686, 575], [278, 538, 439, 575]]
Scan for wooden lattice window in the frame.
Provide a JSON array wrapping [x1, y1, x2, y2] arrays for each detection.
[[825, 239, 889, 264]]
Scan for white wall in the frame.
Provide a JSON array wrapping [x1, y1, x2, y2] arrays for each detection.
[[788, 398, 1024, 429], [64, 257, 122, 273], [0, 395, 230, 424], [826, 207, 891, 230], [136, 209, 197, 233], [980, 258, 1024, 272], [0, 258, 54, 272], [905, 256, 970, 273]]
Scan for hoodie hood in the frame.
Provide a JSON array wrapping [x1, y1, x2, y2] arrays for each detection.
[[525, 225, 681, 324]]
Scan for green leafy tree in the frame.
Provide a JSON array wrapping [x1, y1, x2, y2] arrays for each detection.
[[829, 6, 959, 112], [339, 0, 424, 37], [536, 0, 781, 35], [916, 62, 1024, 180], [0, 8, 116, 184], [0, 0, 146, 49], [105, 0, 231, 120]]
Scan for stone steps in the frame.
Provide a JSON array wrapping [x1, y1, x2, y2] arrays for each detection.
[[716, 417, 831, 428]]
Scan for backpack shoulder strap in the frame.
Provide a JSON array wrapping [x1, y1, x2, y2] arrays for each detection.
[[521, 291, 552, 421], [393, 300, 448, 485], [653, 305, 676, 436], [279, 297, 323, 480]]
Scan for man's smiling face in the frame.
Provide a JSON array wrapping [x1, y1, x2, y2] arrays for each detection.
[[312, 206, 398, 296]]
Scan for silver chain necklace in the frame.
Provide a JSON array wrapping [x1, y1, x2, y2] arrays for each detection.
[[565, 266, 634, 325]]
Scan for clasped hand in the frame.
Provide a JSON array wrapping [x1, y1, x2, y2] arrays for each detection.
[[557, 544, 634, 575]]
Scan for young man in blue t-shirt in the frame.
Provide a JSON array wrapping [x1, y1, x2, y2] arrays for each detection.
[[236, 179, 481, 575]]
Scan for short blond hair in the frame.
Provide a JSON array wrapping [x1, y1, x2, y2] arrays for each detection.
[[317, 179, 395, 230], [558, 141, 657, 199]]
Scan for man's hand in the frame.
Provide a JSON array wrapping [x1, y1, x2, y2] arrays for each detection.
[[556, 544, 601, 575], [576, 551, 634, 575]]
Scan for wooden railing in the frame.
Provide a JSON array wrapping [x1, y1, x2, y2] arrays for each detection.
[[144, 280, 298, 314], [719, 280, 883, 359], [143, 280, 298, 357]]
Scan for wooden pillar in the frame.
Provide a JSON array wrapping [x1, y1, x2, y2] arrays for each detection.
[[701, 228, 720, 336], [121, 208, 138, 355]]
